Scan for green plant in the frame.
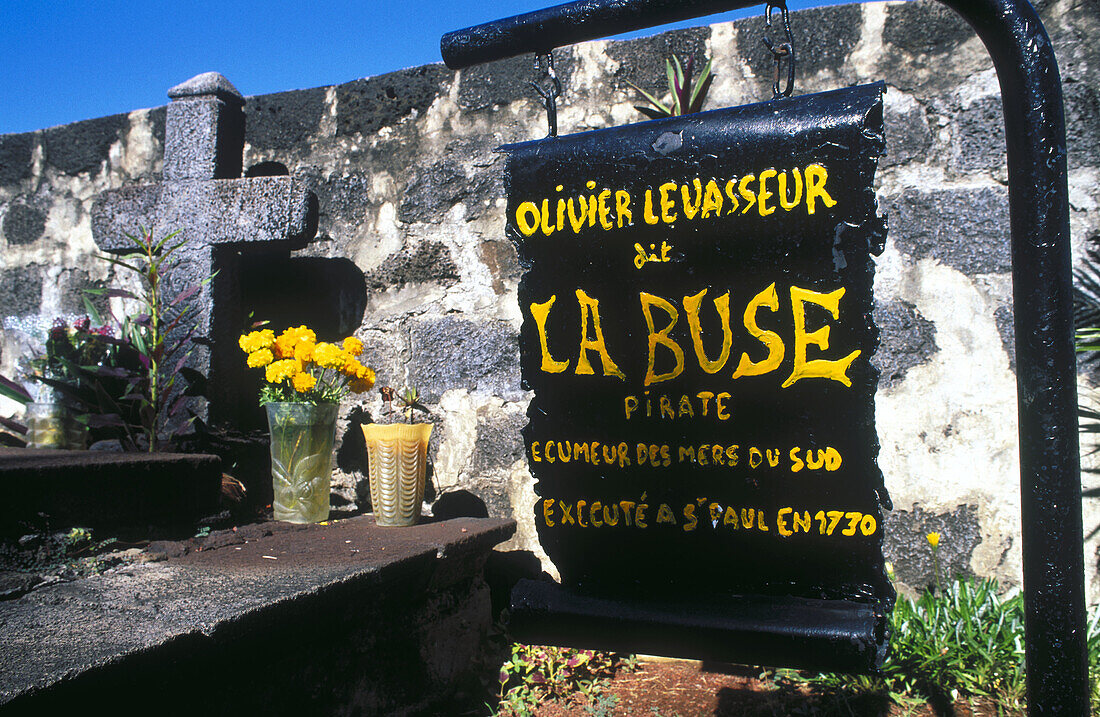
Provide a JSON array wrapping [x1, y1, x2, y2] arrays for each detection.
[[64, 527, 93, 548], [799, 577, 1048, 712], [0, 317, 137, 445], [380, 385, 429, 424], [1074, 262, 1100, 535], [584, 693, 620, 716], [90, 228, 209, 451], [491, 644, 629, 716], [626, 54, 714, 119]]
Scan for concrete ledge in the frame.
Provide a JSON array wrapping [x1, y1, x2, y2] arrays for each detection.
[[0, 448, 222, 535], [0, 515, 516, 715]]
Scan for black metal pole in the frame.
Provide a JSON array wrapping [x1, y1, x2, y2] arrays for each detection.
[[442, 0, 1088, 712], [940, 1, 1088, 714], [441, 0, 754, 68]]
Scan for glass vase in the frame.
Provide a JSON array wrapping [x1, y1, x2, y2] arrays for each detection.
[[25, 402, 87, 449], [361, 423, 432, 527], [265, 402, 338, 524]]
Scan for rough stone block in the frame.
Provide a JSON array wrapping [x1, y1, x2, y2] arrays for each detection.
[[459, 53, 575, 111], [398, 158, 500, 224], [883, 187, 1011, 275], [409, 317, 521, 401], [245, 87, 327, 151], [995, 304, 1016, 373], [883, 0, 971, 57], [472, 407, 526, 475], [58, 269, 108, 316], [2, 204, 46, 246], [313, 171, 373, 226], [882, 99, 933, 168], [0, 133, 35, 186], [363, 241, 459, 290], [164, 72, 245, 181], [952, 95, 1006, 172], [881, 504, 983, 589], [336, 65, 452, 137], [872, 298, 939, 390], [478, 239, 521, 295], [1066, 80, 1099, 169], [41, 114, 129, 177], [0, 267, 42, 316], [0, 448, 222, 536], [739, 5, 862, 93]]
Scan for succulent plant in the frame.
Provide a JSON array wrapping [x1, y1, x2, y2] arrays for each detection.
[[626, 54, 714, 119]]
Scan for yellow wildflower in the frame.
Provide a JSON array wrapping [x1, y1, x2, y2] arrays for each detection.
[[294, 339, 316, 363], [265, 358, 302, 384], [239, 329, 275, 354], [247, 348, 273, 368], [926, 532, 940, 548], [342, 336, 364, 355], [312, 342, 346, 370], [355, 364, 375, 382], [292, 372, 317, 393]]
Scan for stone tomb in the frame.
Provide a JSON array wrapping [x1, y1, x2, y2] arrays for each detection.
[[0, 516, 515, 714], [0, 447, 220, 536]]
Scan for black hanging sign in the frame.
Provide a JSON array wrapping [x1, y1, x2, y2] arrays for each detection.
[[504, 83, 894, 672]]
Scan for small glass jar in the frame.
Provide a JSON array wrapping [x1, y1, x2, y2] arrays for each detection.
[[25, 402, 87, 449]]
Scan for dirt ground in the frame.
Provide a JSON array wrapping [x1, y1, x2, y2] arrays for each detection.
[[508, 658, 1016, 717]]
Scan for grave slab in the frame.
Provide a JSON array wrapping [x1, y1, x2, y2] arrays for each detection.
[[0, 515, 515, 715], [0, 447, 221, 535]]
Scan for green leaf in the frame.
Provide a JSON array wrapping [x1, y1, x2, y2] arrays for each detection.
[[665, 58, 681, 115], [0, 374, 32, 404], [624, 80, 671, 117], [688, 59, 713, 112]]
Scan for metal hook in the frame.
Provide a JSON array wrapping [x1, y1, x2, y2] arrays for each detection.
[[529, 52, 562, 137], [763, 1, 795, 98]]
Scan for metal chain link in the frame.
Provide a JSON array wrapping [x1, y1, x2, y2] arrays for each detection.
[[529, 52, 562, 137], [763, 1, 795, 98]]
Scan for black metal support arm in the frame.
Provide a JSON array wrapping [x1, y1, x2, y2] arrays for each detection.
[[443, 0, 1086, 712]]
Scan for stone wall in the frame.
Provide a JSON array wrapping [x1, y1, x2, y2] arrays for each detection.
[[2, 0, 1098, 598]]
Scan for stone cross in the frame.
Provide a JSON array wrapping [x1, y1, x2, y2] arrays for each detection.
[[91, 72, 317, 430]]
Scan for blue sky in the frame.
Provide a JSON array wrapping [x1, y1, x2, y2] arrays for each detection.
[[0, 0, 837, 136]]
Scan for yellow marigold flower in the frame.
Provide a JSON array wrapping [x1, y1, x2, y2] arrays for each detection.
[[265, 358, 302, 384], [292, 372, 317, 393], [272, 326, 318, 360], [926, 532, 941, 548], [313, 342, 346, 370], [247, 348, 273, 368], [355, 365, 375, 383], [239, 329, 275, 354], [273, 335, 295, 359], [288, 325, 317, 345], [342, 356, 364, 376], [349, 377, 375, 393], [294, 339, 316, 363], [342, 336, 364, 355]]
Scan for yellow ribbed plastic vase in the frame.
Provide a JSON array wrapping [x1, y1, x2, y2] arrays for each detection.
[[265, 402, 338, 524], [361, 423, 432, 527]]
